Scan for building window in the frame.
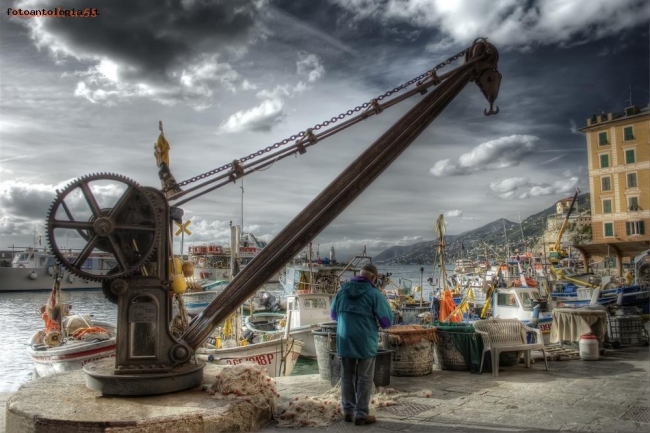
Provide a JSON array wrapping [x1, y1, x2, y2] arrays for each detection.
[[623, 126, 634, 141], [625, 149, 635, 164], [628, 197, 639, 211], [604, 222, 614, 237], [601, 176, 611, 191], [627, 172, 637, 188], [603, 199, 612, 214], [599, 154, 609, 168], [598, 131, 608, 145], [626, 221, 645, 235]]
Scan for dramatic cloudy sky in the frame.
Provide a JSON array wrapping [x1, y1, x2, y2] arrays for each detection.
[[1, 0, 648, 259]]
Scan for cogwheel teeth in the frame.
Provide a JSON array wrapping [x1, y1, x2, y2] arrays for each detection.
[[46, 173, 161, 282]]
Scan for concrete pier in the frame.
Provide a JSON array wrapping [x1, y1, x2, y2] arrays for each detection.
[[4, 364, 272, 433], [4, 344, 649, 433]]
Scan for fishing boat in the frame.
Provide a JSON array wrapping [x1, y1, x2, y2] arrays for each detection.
[[195, 337, 304, 377], [27, 318, 117, 377], [489, 286, 554, 343], [188, 228, 275, 281], [181, 279, 231, 316], [243, 291, 334, 359], [552, 284, 650, 315], [454, 258, 478, 274], [0, 247, 116, 292], [182, 280, 285, 317], [26, 274, 117, 377]]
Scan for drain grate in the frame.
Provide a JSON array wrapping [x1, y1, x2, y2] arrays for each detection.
[[379, 401, 434, 417], [621, 406, 650, 423]]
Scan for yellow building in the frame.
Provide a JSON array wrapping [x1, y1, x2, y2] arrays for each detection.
[[577, 104, 650, 272]]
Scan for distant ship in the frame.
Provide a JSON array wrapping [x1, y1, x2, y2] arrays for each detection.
[[0, 247, 115, 292]]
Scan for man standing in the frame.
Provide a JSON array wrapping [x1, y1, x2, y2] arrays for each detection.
[[330, 263, 393, 425]]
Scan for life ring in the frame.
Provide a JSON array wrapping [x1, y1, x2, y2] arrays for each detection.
[[17, 264, 25, 268]]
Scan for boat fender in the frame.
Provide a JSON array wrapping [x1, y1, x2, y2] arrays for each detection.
[[29, 271, 38, 280], [43, 331, 62, 347], [170, 274, 188, 294], [68, 274, 75, 283], [47, 266, 54, 276]]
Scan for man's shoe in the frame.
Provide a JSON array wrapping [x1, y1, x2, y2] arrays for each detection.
[[354, 415, 376, 425], [344, 413, 353, 422]]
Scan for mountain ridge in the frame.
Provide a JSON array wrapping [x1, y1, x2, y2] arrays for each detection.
[[374, 192, 591, 264]]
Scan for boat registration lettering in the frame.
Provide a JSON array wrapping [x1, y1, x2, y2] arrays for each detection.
[[226, 353, 274, 366], [81, 353, 116, 366], [538, 323, 552, 333]]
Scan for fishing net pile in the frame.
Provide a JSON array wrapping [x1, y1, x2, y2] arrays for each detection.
[[203, 362, 279, 410], [384, 325, 439, 346], [275, 386, 341, 428], [203, 362, 436, 428]]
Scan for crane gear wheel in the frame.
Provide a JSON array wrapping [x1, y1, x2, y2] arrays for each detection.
[[46, 173, 162, 282]]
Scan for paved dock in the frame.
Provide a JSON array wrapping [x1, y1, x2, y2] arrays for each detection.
[[3, 345, 649, 432]]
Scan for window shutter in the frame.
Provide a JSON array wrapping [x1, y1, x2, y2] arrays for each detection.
[[641, 221, 645, 235], [626, 222, 631, 235]]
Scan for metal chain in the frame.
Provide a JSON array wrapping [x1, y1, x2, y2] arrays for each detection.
[[176, 48, 469, 188]]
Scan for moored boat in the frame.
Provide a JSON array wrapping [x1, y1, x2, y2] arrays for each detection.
[[26, 267, 118, 377], [181, 279, 230, 316], [195, 337, 304, 377], [28, 318, 117, 377], [0, 248, 116, 292]]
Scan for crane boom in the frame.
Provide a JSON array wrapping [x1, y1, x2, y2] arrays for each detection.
[[181, 38, 502, 350], [548, 188, 580, 264]]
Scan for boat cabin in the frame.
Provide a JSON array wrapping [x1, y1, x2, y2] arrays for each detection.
[[285, 292, 334, 329]]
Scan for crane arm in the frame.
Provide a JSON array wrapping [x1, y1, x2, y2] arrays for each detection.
[[169, 43, 497, 207], [550, 188, 580, 256], [181, 38, 502, 350]]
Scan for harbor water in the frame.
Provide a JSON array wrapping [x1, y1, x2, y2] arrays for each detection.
[[0, 264, 436, 393]]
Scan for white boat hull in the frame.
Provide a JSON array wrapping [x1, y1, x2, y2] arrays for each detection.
[[196, 338, 304, 377], [27, 321, 117, 377], [0, 267, 103, 292], [244, 312, 321, 358]]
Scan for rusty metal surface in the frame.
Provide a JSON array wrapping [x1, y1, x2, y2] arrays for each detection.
[[181, 39, 501, 350]]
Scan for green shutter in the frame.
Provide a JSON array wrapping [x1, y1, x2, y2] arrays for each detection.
[[626, 150, 635, 164], [598, 132, 608, 145], [600, 154, 608, 168], [626, 222, 631, 235], [604, 223, 613, 237], [641, 221, 645, 235], [624, 127, 634, 140]]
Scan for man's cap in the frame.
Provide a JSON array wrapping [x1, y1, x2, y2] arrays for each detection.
[[361, 263, 378, 277]]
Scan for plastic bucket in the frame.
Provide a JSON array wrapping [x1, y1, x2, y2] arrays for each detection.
[[579, 333, 599, 361], [313, 328, 337, 380]]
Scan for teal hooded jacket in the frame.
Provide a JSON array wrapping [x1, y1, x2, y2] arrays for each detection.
[[330, 276, 393, 359]]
